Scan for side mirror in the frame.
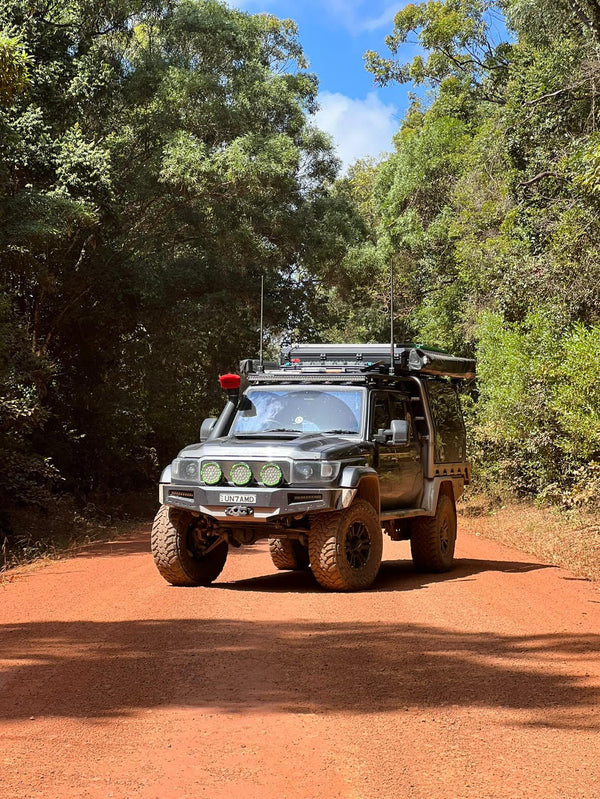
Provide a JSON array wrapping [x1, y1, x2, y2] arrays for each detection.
[[200, 417, 217, 443], [390, 419, 409, 446]]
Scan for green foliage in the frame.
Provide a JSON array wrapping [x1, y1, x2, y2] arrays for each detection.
[[3, 0, 600, 523], [552, 324, 600, 459], [319, 0, 600, 506], [0, 31, 31, 103], [0, 0, 354, 528], [572, 134, 600, 194], [472, 313, 600, 501], [364, 0, 510, 103]]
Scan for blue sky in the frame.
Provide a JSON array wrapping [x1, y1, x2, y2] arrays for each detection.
[[231, 1, 416, 171]]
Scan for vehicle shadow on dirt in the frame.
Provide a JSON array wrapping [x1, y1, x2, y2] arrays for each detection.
[[217, 556, 551, 593], [1, 615, 598, 730], [66, 532, 267, 560]]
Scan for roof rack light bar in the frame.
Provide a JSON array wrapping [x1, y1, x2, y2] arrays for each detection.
[[240, 344, 475, 381]]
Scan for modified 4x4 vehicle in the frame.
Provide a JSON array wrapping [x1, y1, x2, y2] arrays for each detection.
[[151, 344, 475, 591]]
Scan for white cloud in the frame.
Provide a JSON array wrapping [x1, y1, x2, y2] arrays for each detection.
[[321, 1, 403, 34], [359, 4, 401, 33], [313, 91, 397, 173], [230, 1, 403, 34]]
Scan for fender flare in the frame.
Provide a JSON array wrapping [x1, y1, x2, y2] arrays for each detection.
[[340, 465, 377, 488], [421, 477, 463, 513], [340, 466, 380, 514]]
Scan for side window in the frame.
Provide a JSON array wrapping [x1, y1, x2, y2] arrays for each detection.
[[370, 392, 412, 441], [426, 381, 466, 463], [370, 392, 390, 436], [389, 394, 414, 443], [389, 395, 408, 423]]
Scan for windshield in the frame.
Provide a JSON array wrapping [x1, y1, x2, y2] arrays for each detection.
[[231, 387, 365, 435]]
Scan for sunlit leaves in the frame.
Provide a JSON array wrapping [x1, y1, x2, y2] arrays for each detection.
[[365, 0, 508, 100], [0, 0, 349, 515], [0, 31, 31, 103]]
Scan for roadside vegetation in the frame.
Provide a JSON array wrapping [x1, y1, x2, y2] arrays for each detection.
[[329, 0, 600, 511], [1, 1, 599, 572], [460, 496, 600, 581], [0, 0, 360, 551]]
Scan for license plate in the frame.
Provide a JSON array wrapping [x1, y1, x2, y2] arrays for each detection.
[[219, 493, 257, 504]]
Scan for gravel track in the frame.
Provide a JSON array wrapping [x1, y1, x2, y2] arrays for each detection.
[[1, 519, 599, 798]]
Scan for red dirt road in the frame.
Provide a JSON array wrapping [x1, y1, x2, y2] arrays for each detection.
[[1, 522, 600, 799]]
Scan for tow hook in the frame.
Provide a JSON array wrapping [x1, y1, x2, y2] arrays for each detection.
[[225, 505, 255, 517]]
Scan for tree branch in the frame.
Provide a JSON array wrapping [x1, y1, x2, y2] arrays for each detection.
[[524, 82, 588, 106], [567, 0, 600, 39], [519, 171, 562, 188]]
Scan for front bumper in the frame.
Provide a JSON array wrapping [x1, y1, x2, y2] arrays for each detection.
[[159, 482, 356, 522]]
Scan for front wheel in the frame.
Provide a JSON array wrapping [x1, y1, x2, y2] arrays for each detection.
[[410, 492, 456, 573], [309, 500, 383, 591], [151, 504, 228, 586]]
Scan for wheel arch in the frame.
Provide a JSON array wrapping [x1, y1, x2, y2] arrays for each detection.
[[355, 474, 380, 514], [438, 479, 456, 505], [422, 477, 463, 514]]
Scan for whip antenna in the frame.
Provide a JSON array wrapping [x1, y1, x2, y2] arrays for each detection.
[[389, 256, 395, 376], [259, 273, 264, 373]]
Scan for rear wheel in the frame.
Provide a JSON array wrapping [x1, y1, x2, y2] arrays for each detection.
[[151, 504, 228, 586], [410, 492, 456, 572], [309, 500, 383, 591], [268, 538, 310, 571]]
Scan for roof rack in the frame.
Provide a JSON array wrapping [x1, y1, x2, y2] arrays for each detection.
[[240, 343, 475, 381]]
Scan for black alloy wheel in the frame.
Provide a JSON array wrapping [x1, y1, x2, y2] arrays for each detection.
[[345, 521, 372, 569]]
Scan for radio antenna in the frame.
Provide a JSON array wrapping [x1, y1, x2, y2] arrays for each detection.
[[259, 273, 265, 373], [389, 255, 395, 376]]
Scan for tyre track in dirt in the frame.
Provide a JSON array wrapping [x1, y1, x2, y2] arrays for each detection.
[[1, 523, 599, 798]]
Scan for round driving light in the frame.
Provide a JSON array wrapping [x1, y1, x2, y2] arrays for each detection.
[[230, 462, 252, 486], [181, 460, 199, 480], [260, 463, 283, 487], [201, 461, 222, 485]]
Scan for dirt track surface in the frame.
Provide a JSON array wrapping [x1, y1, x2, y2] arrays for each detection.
[[1, 522, 600, 799]]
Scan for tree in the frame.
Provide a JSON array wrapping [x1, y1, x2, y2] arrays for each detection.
[[0, 0, 353, 525], [364, 0, 510, 103], [0, 31, 30, 103], [322, 0, 600, 504]]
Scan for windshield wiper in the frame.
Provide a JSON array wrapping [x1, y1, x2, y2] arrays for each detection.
[[321, 429, 357, 435]]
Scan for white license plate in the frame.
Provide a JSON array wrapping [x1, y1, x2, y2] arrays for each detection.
[[219, 494, 257, 504]]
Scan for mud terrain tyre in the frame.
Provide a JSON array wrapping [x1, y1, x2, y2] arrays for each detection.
[[309, 500, 383, 591], [410, 493, 456, 573], [268, 538, 310, 571], [151, 504, 228, 586]]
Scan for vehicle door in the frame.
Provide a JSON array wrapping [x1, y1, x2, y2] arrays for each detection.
[[370, 391, 423, 510]]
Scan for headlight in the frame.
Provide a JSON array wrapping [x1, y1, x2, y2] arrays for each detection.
[[292, 461, 341, 484], [174, 458, 200, 482], [260, 463, 283, 487], [201, 461, 222, 485], [229, 462, 253, 486]]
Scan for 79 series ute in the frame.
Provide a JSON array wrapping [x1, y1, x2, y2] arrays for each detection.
[[152, 343, 475, 591]]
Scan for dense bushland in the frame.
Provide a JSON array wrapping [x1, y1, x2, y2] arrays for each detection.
[[1, 0, 600, 542], [0, 0, 358, 533], [325, 0, 600, 505]]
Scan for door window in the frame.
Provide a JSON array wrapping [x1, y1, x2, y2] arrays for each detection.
[[370, 392, 411, 441], [426, 381, 466, 462], [370, 392, 391, 437]]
